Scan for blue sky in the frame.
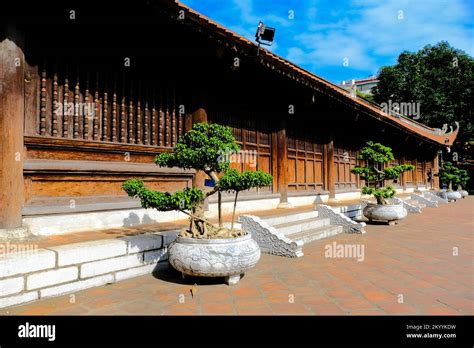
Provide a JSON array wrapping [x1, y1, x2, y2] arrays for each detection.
[[181, 0, 474, 84]]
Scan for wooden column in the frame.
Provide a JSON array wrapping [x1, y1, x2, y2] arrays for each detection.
[[191, 104, 208, 191], [192, 107, 207, 124], [190, 96, 208, 207], [413, 159, 419, 190], [0, 34, 25, 229], [184, 113, 193, 132], [326, 136, 337, 201], [433, 153, 440, 189], [276, 118, 291, 208], [401, 157, 407, 191]]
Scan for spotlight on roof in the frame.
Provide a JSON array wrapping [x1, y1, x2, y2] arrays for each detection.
[[255, 21, 276, 55], [255, 21, 275, 44]]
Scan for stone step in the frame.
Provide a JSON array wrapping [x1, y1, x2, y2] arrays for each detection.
[[261, 210, 319, 226], [287, 225, 344, 244], [273, 217, 330, 235], [0, 230, 178, 309]]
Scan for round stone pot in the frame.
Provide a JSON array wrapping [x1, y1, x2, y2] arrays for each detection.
[[363, 203, 407, 224], [446, 191, 462, 201], [168, 233, 260, 285]]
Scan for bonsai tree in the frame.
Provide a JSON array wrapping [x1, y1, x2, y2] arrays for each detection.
[[458, 169, 470, 191], [122, 123, 272, 239], [351, 141, 415, 204], [218, 169, 272, 230], [436, 161, 469, 191]]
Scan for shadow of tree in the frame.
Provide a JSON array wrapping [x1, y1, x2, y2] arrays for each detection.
[[151, 262, 235, 286]]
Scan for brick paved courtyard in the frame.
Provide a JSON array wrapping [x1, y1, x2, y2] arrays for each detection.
[[1, 197, 473, 316]]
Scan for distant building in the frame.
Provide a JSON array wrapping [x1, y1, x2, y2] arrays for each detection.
[[340, 76, 379, 95]]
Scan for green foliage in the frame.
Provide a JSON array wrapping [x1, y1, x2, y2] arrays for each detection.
[[357, 141, 394, 163], [436, 161, 469, 190], [356, 90, 375, 103], [362, 186, 396, 203], [372, 42, 473, 144], [218, 169, 273, 193], [384, 164, 416, 180], [458, 169, 470, 189], [155, 123, 240, 174], [122, 178, 204, 211], [122, 123, 274, 236], [352, 141, 414, 204]]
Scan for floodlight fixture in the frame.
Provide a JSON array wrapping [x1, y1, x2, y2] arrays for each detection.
[[255, 21, 276, 56], [255, 21, 275, 46]]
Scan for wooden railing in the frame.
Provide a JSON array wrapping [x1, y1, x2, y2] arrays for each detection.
[[25, 65, 186, 148]]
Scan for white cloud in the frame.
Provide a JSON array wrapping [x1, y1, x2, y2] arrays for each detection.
[[288, 0, 474, 74]]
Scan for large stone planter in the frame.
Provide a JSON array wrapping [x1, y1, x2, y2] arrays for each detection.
[[446, 191, 462, 201], [363, 203, 407, 224], [168, 233, 260, 285]]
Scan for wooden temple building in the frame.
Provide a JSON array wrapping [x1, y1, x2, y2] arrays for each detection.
[[0, 0, 458, 237]]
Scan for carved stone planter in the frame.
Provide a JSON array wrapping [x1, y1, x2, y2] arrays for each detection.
[[446, 191, 462, 201], [168, 233, 260, 285], [363, 203, 407, 224]]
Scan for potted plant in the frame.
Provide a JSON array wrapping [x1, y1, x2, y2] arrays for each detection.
[[457, 169, 469, 198], [122, 123, 272, 285], [351, 141, 415, 224], [436, 162, 464, 201]]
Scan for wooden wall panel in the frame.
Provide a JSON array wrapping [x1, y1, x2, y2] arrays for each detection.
[[416, 162, 424, 185], [287, 126, 324, 191], [28, 177, 190, 199], [208, 111, 274, 192], [404, 159, 415, 186], [27, 148, 157, 163], [25, 64, 185, 150], [334, 147, 358, 191]]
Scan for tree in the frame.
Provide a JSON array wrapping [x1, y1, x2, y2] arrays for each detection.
[[436, 161, 469, 191], [218, 169, 273, 230], [351, 141, 414, 205], [122, 123, 273, 239], [356, 89, 374, 103], [458, 169, 470, 190], [372, 42, 473, 145]]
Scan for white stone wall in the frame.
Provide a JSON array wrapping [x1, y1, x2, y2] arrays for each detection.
[[24, 209, 187, 236], [23, 188, 425, 237], [0, 231, 176, 309]]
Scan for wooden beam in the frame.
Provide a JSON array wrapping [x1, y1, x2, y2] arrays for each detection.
[[0, 34, 25, 228]]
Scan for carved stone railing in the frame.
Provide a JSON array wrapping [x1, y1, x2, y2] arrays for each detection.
[[389, 197, 421, 214], [316, 205, 365, 234], [423, 191, 448, 204], [240, 215, 304, 258], [410, 193, 438, 208]]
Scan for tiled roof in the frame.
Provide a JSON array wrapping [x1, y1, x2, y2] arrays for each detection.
[[173, 0, 458, 146]]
